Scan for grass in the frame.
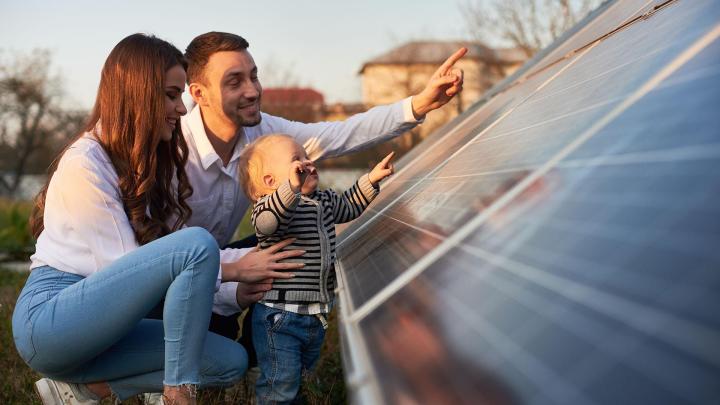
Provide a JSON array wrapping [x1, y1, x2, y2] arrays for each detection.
[[0, 269, 346, 404], [0, 270, 40, 404]]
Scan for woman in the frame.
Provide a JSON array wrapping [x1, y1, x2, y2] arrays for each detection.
[[12, 34, 292, 405]]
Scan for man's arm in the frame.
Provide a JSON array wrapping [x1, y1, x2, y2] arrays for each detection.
[[256, 99, 414, 161], [253, 48, 467, 161]]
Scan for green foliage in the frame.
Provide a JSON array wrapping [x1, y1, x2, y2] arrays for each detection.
[[232, 208, 256, 242], [0, 270, 41, 404], [0, 199, 34, 261]]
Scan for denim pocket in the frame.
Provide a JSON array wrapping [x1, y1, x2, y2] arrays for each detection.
[[12, 291, 40, 364], [13, 323, 36, 364], [265, 308, 287, 332], [26, 289, 50, 313], [12, 267, 73, 366]]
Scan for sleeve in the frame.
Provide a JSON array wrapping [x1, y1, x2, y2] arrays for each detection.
[[57, 153, 139, 271], [213, 247, 255, 316], [251, 181, 300, 236], [257, 97, 421, 161], [213, 282, 242, 316], [330, 174, 379, 224]]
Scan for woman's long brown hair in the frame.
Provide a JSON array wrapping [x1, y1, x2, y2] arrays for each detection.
[[29, 34, 193, 245]]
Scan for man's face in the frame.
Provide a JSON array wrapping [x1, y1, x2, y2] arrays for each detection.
[[202, 50, 263, 128]]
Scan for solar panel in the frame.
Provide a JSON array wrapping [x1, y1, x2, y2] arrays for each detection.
[[334, 1, 720, 403]]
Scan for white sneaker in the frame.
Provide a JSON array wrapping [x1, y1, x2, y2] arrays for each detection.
[[34, 378, 99, 405], [142, 392, 164, 405]]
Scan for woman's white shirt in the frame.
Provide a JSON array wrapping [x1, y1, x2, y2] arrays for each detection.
[[30, 135, 224, 288]]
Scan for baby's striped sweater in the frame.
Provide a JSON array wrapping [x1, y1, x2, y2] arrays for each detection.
[[251, 174, 378, 308]]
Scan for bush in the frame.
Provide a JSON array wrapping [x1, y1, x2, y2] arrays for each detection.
[[0, 199, 34, 261]]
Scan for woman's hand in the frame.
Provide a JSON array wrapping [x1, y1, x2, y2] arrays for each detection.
[[222, 238, 304, 283]]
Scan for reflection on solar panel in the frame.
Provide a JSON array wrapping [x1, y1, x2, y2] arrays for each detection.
[[334, 0, 720, 403]]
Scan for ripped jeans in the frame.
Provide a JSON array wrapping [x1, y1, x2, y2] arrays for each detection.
[[12, 227, 247, 400]]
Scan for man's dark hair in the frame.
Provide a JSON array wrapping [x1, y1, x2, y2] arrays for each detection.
[[185, 32, 250, 84]]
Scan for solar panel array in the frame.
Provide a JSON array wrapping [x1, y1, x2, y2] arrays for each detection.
[[334, 0, 720, 404]]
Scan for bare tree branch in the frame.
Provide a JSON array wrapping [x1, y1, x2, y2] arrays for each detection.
[[260, 55, 301, 88], [0, 49, 85, 198], [461, 0, 603, 57]]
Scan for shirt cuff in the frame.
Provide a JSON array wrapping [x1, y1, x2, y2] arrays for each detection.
[[213, 247, 255, 312], [279, 180, 301, 207], [403, 96, 426, 124], [213, 282, 243, 315], [220, 247, 255, 263], [359, 173, 380, 200]]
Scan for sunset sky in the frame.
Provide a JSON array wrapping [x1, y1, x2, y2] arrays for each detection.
[[1, 0, 468, 109]]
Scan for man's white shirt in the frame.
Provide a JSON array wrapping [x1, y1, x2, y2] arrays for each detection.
[[180, 98, 420, 315]]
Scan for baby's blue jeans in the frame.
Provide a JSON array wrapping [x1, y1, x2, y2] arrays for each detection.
[[12, 227, 247, 400], [252, 303, 326, 404]]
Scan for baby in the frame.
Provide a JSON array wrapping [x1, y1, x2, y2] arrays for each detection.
[[238, 133, 394, 404]]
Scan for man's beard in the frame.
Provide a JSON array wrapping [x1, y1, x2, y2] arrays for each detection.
[[234, 102, 262, 127]]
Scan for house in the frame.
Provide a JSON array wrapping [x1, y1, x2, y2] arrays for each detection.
[[359, 41, 526, 143], [262, 87, 325, 123]]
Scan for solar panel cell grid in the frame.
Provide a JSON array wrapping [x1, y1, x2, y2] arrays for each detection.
[[338, 56, 580, 249], [336, 0, 720, 403]]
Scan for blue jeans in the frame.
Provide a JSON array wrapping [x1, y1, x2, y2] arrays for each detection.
[[252, 304, 326, 405], [12, 227, 247, 400]]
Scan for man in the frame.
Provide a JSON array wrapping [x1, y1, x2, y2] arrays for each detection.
[[179, 32, 465, 346]]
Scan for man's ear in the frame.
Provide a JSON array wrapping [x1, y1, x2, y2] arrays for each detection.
[[263, 174, 276, 189], [189, 82, 209, 107]]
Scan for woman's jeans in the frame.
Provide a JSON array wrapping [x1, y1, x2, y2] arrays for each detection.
[[12, 227, 247, 400], [252, 303, 326, 405]]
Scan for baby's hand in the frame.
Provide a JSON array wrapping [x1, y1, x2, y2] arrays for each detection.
[[368, 151, 395, 187], [289, 161, 310, 192]]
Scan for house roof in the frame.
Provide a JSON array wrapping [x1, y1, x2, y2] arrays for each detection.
[[262, 88, 325, 105], [359, 41, 526, 73]]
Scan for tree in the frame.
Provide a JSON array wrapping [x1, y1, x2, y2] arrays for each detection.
[[260, 55, 301, 88], [461, 0, 602, 58], [0, 49, 85, 198]]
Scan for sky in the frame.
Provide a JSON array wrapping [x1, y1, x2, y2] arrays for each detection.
[[0, 0, 470, 110]]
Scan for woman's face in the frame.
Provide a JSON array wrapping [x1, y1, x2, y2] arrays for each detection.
[[161, 64, 188, 141]]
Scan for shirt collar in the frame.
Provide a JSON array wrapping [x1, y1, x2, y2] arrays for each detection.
[[229, 140, 245, 163], [187, 105, 222, 170], [187, 105, 247, 170]]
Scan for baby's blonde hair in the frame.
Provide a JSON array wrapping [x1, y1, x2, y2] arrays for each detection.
[[238, 133, 295, 202]]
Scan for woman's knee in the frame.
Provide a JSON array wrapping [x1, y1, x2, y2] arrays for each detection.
[[180, 227, 218, 251], [222, 344, 248, 383], [178, 227, 219, 265], [202, 335, 248, 387]]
